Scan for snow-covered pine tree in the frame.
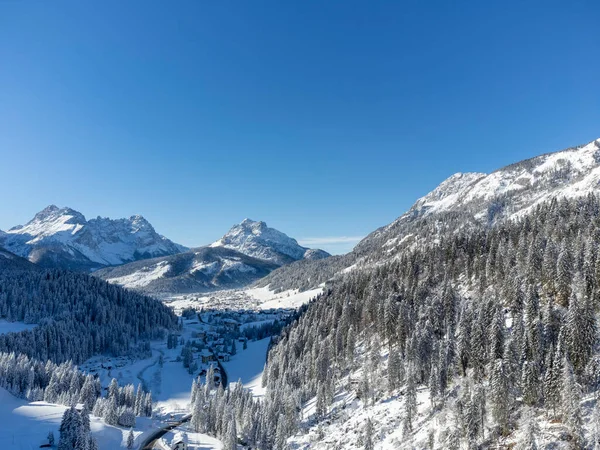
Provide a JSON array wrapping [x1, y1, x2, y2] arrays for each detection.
[[127, 429, 134, 449]]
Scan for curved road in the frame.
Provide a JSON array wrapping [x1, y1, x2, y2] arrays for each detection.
[[139, 415, 191, 450], [139, 363, 229, 449]]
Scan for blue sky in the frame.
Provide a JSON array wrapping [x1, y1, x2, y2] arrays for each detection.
[[1, 1, 599, 254]]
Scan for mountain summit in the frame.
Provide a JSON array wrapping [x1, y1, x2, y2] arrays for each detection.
[[211, 218, 330, 264], [0, 205, 186, 270], [355, 138, 600, 256], [96, 218, 329, 294]]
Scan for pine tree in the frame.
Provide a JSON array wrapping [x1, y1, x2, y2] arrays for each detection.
[[58, 407, 74, 450], [79, 376, 97, 411], [556, 243, 573, 306], [561, 357, 583, 445], [387, 345, 401, 391], [490, 359, 510, 435], [108, 378, 119, 401], [364, 417, 374, 450], [127, 429, 134, 449], [134, 384, 144, 416], [191, 387, 205, 433], [224, 412, 237, 450], [47, 430, 55, 446], [517, 409, 539, 450], [80, 406, 90, 433], [403, 363, 417, 437], [565, 293, 597, 375]]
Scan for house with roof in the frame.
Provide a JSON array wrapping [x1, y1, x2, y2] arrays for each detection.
[[171, 432, 188, 450], [200, 348, 215, 364]]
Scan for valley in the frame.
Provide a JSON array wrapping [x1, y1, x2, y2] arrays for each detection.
[[3, 3, 598, 449], [1, 138, 600, 449]]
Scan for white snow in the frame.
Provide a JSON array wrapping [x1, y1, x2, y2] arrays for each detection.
[[1, 205, 184, 267], [107, 261, 170, 288], [0, 320, 36, 335], [250, 287, 323, 310], [211, 218, 315, 263], [0, 387, 153, 450], [161, 428, 223, 450], [223, 337, 271, 398], [191, 259, 219, 275]]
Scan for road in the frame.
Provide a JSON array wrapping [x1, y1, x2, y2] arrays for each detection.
[[138, 363, 229, 449], [216, 359, 228, 388], [139, 415, 191, 450]]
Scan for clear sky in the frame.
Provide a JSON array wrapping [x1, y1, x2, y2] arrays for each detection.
[[1, 1, 599, 254]]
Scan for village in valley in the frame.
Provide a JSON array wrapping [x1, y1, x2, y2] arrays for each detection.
[[75, 287, 320, 449]]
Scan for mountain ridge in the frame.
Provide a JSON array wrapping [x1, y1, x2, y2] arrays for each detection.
[[95, 218, 330, 294], [257, 137, 600, 294], [355, 137, 600, 257], [211, 218, 330, 264], [0, 205, 187, 271]]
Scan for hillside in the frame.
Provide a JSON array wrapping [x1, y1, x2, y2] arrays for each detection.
[[357, 138, 600, 258], [241, 137, 600, 449], [0, 247, 38, 270], [263, 193, 600, 449], [96, 219, 330, 295], [95, 246, 280, 295], [0, 266, 178, 363], [261, 138, 600, 293]]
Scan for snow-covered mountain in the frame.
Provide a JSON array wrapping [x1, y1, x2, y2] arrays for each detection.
[[0, 205, 187, 271], [211, 218, 330, 264], [356, 137, 600, 256], [257, 136, 600, 450], [95, 219, 329, 294], [95, 246, 280, 295], [257, 137, 600, 293]]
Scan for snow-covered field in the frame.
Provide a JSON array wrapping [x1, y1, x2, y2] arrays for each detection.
[[0, 387, 158, 450], [107, 261, 171, 288], [223, 337, 270, 398], [0, 319, 36, 335], [247, 286, 323, 310], [166, 285, 322, 313]]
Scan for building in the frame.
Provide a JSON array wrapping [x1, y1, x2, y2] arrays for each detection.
[[223, 318, 240, 331], [200, 349, 215, 364], [170, 432, 188, 450]]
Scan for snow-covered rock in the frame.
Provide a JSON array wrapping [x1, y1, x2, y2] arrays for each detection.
[[356, 138, 600, 256], [0, 205, 186, 271], [211, 218, 330, 265]]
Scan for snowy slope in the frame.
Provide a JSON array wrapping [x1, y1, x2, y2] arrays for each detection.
[[96, 219, 329, 295], [0, 205, 186, 271], [95, 246, 280, 295], [286, 343, 597, 450], [211, 218, 330, 264], [356, 138, 600, 256], [0, 387, 147, 450]]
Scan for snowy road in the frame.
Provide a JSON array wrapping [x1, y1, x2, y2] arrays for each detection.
[[139, 415, 191, 450]]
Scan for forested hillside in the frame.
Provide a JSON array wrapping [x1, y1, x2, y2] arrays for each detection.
[[0, 268, 179, 364], [259, 194, 600, 448]]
